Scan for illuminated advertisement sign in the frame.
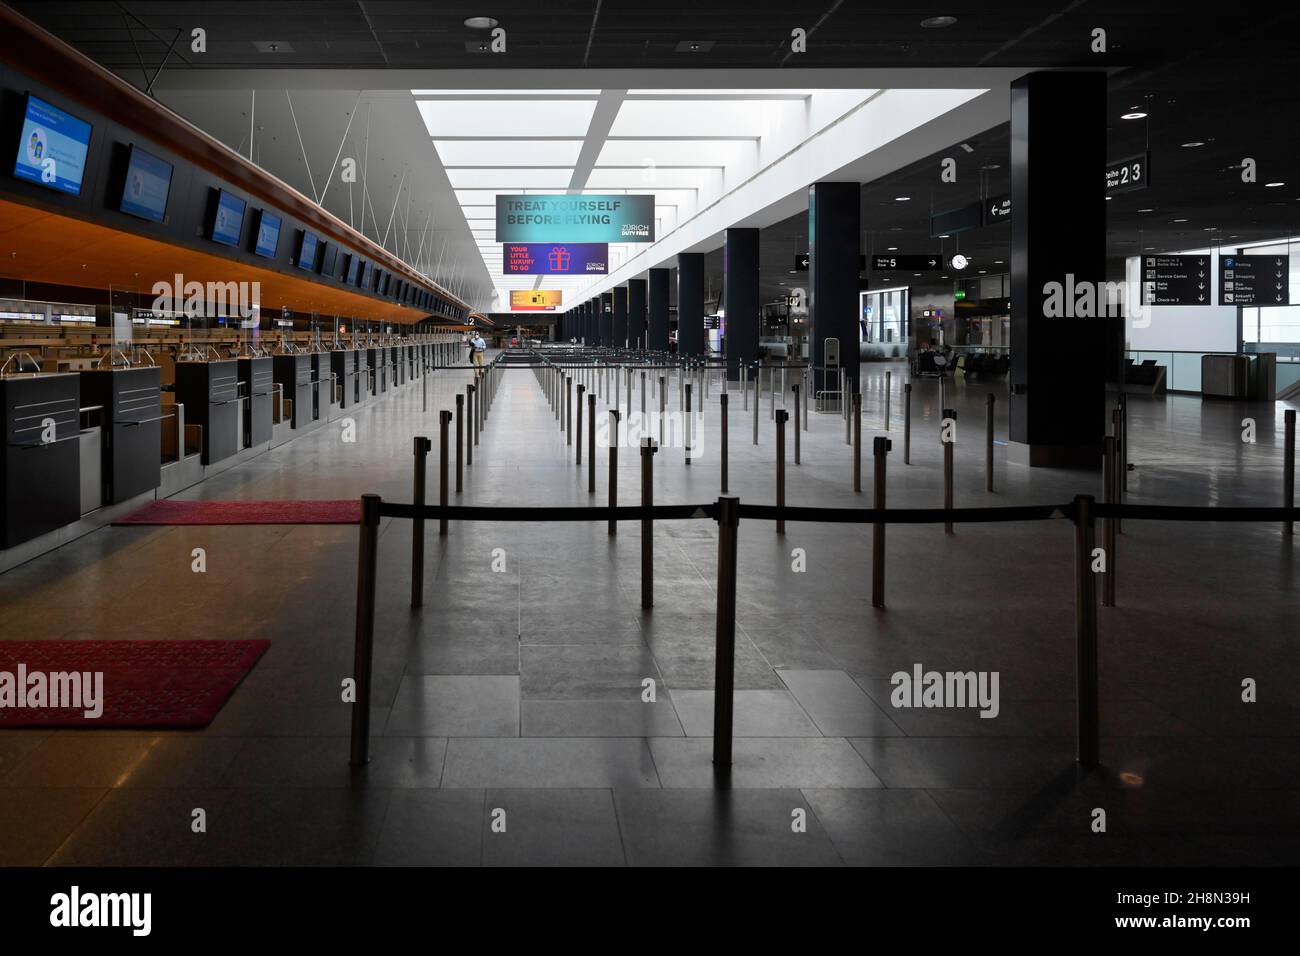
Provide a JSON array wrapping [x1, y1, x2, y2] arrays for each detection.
[[496, 195, 655, 243], [503, 242, 609, 275], [510, 290, 564, 311]]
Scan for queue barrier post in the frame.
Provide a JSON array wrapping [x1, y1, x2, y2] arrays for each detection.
[[588, 394, 597, 493], [410, 436, 431, 607], [350, 493, 381, 767], [986, 393, 996, 493], [712, 495, 740, 769], [439, 412, 451, 537], [884, 370, 892, 431], [793, 384, 801, 465], [466, 385, 475, 465], [576, 384, 585, 465], [454, 395, 464, 493], [943, 408, 956, 534], [720, 393, 729, 493], [1073, 494, 1101, 771], [903, 383, 912, 465], [1102, 435, 1117, 607], [853, 391, 862, 493], [685, 383, 693, 466], [641, 438, 658, 609], [872, 436, 891, 608], [608, 409, 620, 535], [1285, 408, 1295, 536], [776, 409, 789, 535]]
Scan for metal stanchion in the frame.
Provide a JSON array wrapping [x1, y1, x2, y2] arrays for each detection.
[[884, 370, 891, 431], [720, 393, 729, 493], [438, 412, 451, 537], [466, 385, 475, 466], [641, 371, 646, 419], [659, 376, 666, 446], [943, 408, 956, 534], [1285, 408, 1296, 536], [641, 438, 658, 609], [776, 409, 788, 535], [742, 365, 749, 410], [588, 394, 597, 493], [608, 409, 620, 535], [793, 384, 801, 465], [712, 494, 740, 769], [410, 437, 430, 607], [769, 365, 776, 421], [872, 437, 891, 608], [566, 376, 572, 445], [844, 376, 852, 446], [350, 493, 381, 767], [903, 383, 912, 465], [853, 391, 862, 493], [1102, 435, 1116, 607], [1112, 407, 1124, 534], [685, 382, 693, 466], [986, 393, 995, 493], [752, 369, 760, 446], [421, 366, 427, 412], [1073, 494, 1100, 770], [576, 384, 585, 465]]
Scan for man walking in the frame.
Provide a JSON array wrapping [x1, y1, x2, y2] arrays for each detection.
[[470, 331, 487, 367]]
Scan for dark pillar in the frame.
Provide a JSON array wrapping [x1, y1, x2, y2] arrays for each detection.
[[627, 278, 647, 350], [600, 292, 613, 346], [1008, 71, 1106, 468], [722, 228, 760, 380], [677, 253, 705, 357], [585, 300, 593, 343], [648, 267, 670, 352], [613, 286, 629, 349], [808, 182, 860, 395]]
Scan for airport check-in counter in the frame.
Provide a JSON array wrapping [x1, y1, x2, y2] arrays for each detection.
[[78, 367, 163, 504], [237, 357, 274, 448], [355, 349, 370, 401], [366, 347, 382, 395], [309, 353, 329, 419], [406, 345, 415, 382], [175, 359, 239, 465], [272, 354, 313, 428], [330, 350, 354, 409], [1, 373, 81, 548]]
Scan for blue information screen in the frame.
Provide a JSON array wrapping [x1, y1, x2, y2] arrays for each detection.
[[13, 95, 92, 196], [119, 146, 173, 222], [296, 231, 319, 270], [254, 211, 281, 258], [361, 261, 374, 289], [211, 190, 246, 246], [345, 255, 360, 286]]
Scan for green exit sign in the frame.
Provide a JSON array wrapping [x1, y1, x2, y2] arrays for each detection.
[[954, 290, 967, 300]]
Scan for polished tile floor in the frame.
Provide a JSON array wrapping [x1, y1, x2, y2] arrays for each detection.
[[1, 355, 1297, 866]]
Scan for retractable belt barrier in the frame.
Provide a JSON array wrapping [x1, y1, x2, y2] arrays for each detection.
[[350, 486, 1300, 775]]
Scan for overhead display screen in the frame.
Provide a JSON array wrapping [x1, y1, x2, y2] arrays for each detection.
[[295, 230, 319, 270], [320, 241, 338, 277], [254, 211, 281, 258], [511, 289, 563, 311], [359, 260, 373, 289], [119, 145, 173, 222], [503, 242, 609, 275], [210, 189, 246, 246], [345, 254, 360, 286], [496, 195, 655, 243], [13, 95, 92, 196]]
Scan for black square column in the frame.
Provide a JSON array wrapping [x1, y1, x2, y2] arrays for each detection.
[[723, 227, 760, 380], [627, 278, 647, 350], [808, 182, 862, 394], [613, 286, 629, 349], [648, 268, 670, 352], [677, 253, 705, 356], [1009, 71, 1107, 468]]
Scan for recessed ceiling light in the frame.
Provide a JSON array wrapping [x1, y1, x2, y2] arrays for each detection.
[[1181, 141, 1205, 148], [1121, 112, 1147, 120], [463, 16, 499, 29], [1106, 196, 1113, 201], [1172, 218, 1188, 222], [1138, 208, 1153, 213], [913, 273, 922, 276], [978, 270, 986, 274], [981, 163, 1001, 170], [994, 260, 1004, 264], [920, 16, 958, 28], [895, 196, 911, 202], [938, 234, 950, 238], [887, 246, 898, 251], [1265, 182, 1285, 187]]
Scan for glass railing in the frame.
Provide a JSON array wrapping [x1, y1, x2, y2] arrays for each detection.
[[1127, 349, 1300, 395]]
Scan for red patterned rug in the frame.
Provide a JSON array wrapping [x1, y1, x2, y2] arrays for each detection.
[[114, 499, 359, 525], [0, 640, 269, 728]]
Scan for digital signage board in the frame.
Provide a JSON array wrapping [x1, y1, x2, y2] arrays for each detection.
[[496, 195, 654, 243]]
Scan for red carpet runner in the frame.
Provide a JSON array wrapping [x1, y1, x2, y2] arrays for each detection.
[[0, 640, 270, 728], [114, 498, 359, 525]]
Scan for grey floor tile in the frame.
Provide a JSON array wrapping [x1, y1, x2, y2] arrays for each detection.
[[615, 789, 843, 866], [671, 689, 820, 737], [482, 789, 626, 866], [373, 789, 485, 866], [521, 699, 684, 736], [0, 787, 106, 866], [520, 645, 660, 700], [650, 737, 882, 789], [442, 737, 660, 788], [385, 675, 520, 736], [850, 737, 1075, 790], [221, 735, 446, 788], [48, 788, 215, 866], [779, 670, 905, 736], [803, 788, 979, 866]]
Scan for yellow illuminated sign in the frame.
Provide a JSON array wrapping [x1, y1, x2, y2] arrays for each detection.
[[510, 289, 563, 311]]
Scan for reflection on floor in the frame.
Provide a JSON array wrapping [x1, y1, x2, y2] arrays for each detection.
[[1, 358, 1297, 866]]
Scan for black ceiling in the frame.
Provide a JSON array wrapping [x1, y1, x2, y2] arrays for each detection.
[[9, 0, 1300, 303]]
